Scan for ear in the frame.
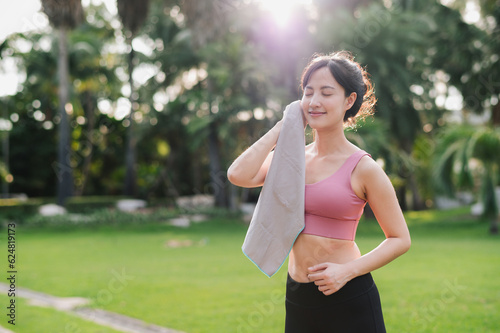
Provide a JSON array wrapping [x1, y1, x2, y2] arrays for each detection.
[[345, 92, 357, 110]]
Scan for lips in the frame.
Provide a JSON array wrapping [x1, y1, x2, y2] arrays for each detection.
[[308, 111, 326, 117]]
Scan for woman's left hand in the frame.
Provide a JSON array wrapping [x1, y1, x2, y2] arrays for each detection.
[[307, 262, 354, 296]]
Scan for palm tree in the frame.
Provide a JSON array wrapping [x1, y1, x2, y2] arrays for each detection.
[[433, 125, 500, 234], [41, 0, 84, 206], [116, 0, 151, 196], [70, 4, 123, 195], [181, 0, 230, 207], [427, 1, 499, 125]]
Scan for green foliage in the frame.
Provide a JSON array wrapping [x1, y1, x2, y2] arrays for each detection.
[[472, 127, 500, 164], [433, 125, 476, 196], [0, 196, 126, 221], [2, 3, 125, 198], [6, 107, 58, 197], [0, 198, 45, 220], [433, 124, 500, 226], [411, 133, 436, 201], [19, 207, 173, 229], [426, 1, 498, 114]]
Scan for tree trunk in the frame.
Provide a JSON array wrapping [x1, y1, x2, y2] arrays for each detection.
[[492, 100, 500, 126], [409, 173, 426, 210], [396, 184, 408, 211], [207, 120, 227, 207], [124, 44, 137, 196], [205, 78, 227, 208], [192, 150, 202, 194], [75, 91, 95, 196], [56, 27, 74, 206], [2, 105, 9, 198], [229, 183, 238, 212], [490, 215, 499, 235]]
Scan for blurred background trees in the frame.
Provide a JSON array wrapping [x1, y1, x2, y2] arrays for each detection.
[[40, 0, 84, 205], [117, 0, 151, 197], [0, 0, 499, 230]]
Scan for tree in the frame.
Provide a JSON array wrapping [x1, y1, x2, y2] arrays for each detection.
[[181, 0, 236, 207], [181, 1, 276, 208], [1, 31, 59, 197], [131, 0, 198, 201], [41, 0, 84, 206], [2, 3, 125, 198], [435, 0, 500, 124], [433, 125, 500, 234], [117, 0, 151, 196], [69, 4, 124, 195]]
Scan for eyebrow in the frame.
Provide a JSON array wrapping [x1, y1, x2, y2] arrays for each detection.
[[305, 85, 335, 90]]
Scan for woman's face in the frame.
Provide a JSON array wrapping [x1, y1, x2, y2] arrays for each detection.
[[300, 66, 356, 131]]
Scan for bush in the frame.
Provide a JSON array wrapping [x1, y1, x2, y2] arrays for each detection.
[[0, 198, 47, 220], [20, 207, 179, 229], [65, 196, 130, 213]]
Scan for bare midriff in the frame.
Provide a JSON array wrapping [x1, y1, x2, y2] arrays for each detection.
[[288, 233, 361, 283]]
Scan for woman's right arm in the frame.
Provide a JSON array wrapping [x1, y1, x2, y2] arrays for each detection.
[[227, 120, 283, 188]]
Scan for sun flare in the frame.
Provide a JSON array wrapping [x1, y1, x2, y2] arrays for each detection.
[[257, 0, 311, 27]]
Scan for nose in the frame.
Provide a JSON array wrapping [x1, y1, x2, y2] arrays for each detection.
[[309, 94, 320, 109]]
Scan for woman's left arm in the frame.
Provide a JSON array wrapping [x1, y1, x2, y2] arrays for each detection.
[[308, 158, 411, 295], [345, 157, 411, 275]]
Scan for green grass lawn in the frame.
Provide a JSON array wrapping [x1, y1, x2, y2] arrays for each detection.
[[1, 207, 499, 333]]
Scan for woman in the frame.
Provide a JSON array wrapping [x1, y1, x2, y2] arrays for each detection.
[[227, 51, 411, 332]]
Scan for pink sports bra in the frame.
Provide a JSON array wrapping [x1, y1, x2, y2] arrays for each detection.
[[302, 150, 370, 241]]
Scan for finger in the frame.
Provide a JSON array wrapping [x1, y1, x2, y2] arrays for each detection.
[[307, 272, 325, 282], [308, 263, 328, 273], [313, 279, 325, 286], [323, 289, 334, 296], [318, 285, 334, 295]]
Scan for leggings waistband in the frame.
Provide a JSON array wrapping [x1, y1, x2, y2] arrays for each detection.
[[286, 272, 376, 308]]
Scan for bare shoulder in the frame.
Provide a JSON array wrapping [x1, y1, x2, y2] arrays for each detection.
[[355, 154, 386, 178], [352, 154, 393, 198]]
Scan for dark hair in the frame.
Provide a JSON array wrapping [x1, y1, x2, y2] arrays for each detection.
[[300, 51, 376, 127]]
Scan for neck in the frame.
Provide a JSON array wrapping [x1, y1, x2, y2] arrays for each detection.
[[312, 126, 351, 157]]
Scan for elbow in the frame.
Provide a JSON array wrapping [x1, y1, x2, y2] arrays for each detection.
[[227, 165, 246, 187], [388, 234, 411, 257], [227, 165, 260, 188], [400, 234, 411, 255], [227, 166, 238, 186]]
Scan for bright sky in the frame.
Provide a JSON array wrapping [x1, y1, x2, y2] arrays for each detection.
[[0, 0, 43, 43], [0, 0, 117, 42], [258, 0, 312, 27], [0, 0, 117, 97], [0, 0, 42, 96]]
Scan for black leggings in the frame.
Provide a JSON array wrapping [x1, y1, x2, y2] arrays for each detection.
[[285, 273, 386, 333]]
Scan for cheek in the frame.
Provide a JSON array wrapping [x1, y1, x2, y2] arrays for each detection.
[[300, 96, 311, 109]]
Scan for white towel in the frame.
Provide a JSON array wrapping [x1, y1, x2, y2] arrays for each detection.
[[242, 100, 306, 277]]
